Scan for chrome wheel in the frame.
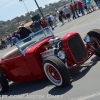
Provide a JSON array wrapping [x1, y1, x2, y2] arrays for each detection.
[[44, 63, 62, 86], [43, 56, 71, 87]]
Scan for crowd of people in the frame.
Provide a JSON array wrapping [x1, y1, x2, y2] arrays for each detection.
[[0, 18, 50, 50], [55, 0, 100, 25], [30, 0, 100, 31], [0, 24, 32, 50], [0, 0, 100, 50], [0, 34, 19, 50]]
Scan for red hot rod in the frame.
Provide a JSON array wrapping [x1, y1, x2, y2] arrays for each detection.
[[0, 27, 100, 92]]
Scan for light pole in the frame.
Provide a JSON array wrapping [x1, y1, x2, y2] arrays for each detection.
[[19, 0, 33, 32], [19, 0, 44, 18], [34, 0, 44, 18], [19, 0, 30, 14]]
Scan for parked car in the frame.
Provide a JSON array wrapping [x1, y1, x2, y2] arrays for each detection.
[[0, 27, 100, 93]]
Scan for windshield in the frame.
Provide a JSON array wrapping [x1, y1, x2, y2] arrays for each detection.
[[16, 27, 54, 55]]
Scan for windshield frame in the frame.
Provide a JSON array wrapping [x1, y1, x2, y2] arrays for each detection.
[[15, 27, 54, 56]]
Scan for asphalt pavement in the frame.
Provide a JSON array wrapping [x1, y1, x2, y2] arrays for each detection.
[[0, 9, 100, 100]]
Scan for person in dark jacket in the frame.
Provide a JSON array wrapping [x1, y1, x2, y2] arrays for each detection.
[[17, 26, 31, 40], [34, 20, 41, 31], [17, 25, 32, 42]]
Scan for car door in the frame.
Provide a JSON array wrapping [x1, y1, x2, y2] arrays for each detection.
[[2, 55, 32, 82]]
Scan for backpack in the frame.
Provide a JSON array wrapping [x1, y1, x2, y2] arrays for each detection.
[[48, 17, 51, 21]]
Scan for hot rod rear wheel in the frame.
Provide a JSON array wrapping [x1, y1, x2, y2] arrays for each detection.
[[0, 76, 9, 93], [43, 56, 70, 87], [87, 29, 100, 57]]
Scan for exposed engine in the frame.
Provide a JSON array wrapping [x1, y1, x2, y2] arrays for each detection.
[[41, 37, 66, 60]]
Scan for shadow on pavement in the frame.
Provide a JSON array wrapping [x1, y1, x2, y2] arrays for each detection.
[[48, 56, 100, 95], [1, 56, 100, 96], [1, 78, 52, 95], [71, 56, 100, 82], [48, 85, 73, 95]]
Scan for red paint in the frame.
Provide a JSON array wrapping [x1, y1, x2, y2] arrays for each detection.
[[0, 32, 97, 83], [62, 32, 95, 70], [0, 36, 55, 82]]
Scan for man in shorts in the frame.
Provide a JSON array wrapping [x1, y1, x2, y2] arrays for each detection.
[[73, 1, 80, 17], [86, 0, 95, 13], [63, 6, 71, 22], [77, 0, 85, 15]]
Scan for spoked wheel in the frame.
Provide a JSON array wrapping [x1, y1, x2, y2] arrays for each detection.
[[44, 63, 63, 86], [87, 29, 100, 57], [43, 56, 70, 87]]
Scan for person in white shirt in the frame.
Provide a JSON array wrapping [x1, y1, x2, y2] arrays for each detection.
[[55, 9, 59, 20], [49, 13, 57, 27], [63, 6, 71, 22]]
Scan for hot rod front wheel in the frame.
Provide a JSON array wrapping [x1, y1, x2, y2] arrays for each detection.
[[0, 76, 9, 93], [87, 29, 100, 57], [43, 56, 70, 87]]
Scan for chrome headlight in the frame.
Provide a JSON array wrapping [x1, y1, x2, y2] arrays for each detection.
[[57, 51, 66, 60], [84, 35, 90, 42]]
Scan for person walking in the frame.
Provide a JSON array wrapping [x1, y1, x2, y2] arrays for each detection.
[[55, 9, 60, 21], [70, 4, 76, 19], [85, 0, 95, 13], [73, 1, 80, 17], [63, 6, 71, 22], [59, 10, 67, 20], [47, 15, 54, 30], [59, 11, 65, 26], [49, 13, 57, 27], [77, 0, 85, 16]]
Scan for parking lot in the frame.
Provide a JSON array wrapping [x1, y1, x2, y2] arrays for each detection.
[[0, 9, 100, 100]]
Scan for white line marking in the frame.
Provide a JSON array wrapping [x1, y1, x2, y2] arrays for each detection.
[[71, 92, 100, 100]]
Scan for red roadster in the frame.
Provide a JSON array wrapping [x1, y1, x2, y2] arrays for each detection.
[[0, 27, 100, 93]]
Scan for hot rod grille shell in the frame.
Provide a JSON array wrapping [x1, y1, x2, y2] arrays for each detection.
[[68, 34, 88, 62]]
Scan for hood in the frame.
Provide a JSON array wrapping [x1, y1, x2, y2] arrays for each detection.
[[25, 36, 55, 55]]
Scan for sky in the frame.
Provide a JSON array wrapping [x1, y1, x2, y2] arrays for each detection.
[[0, 0, 60, 21]]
